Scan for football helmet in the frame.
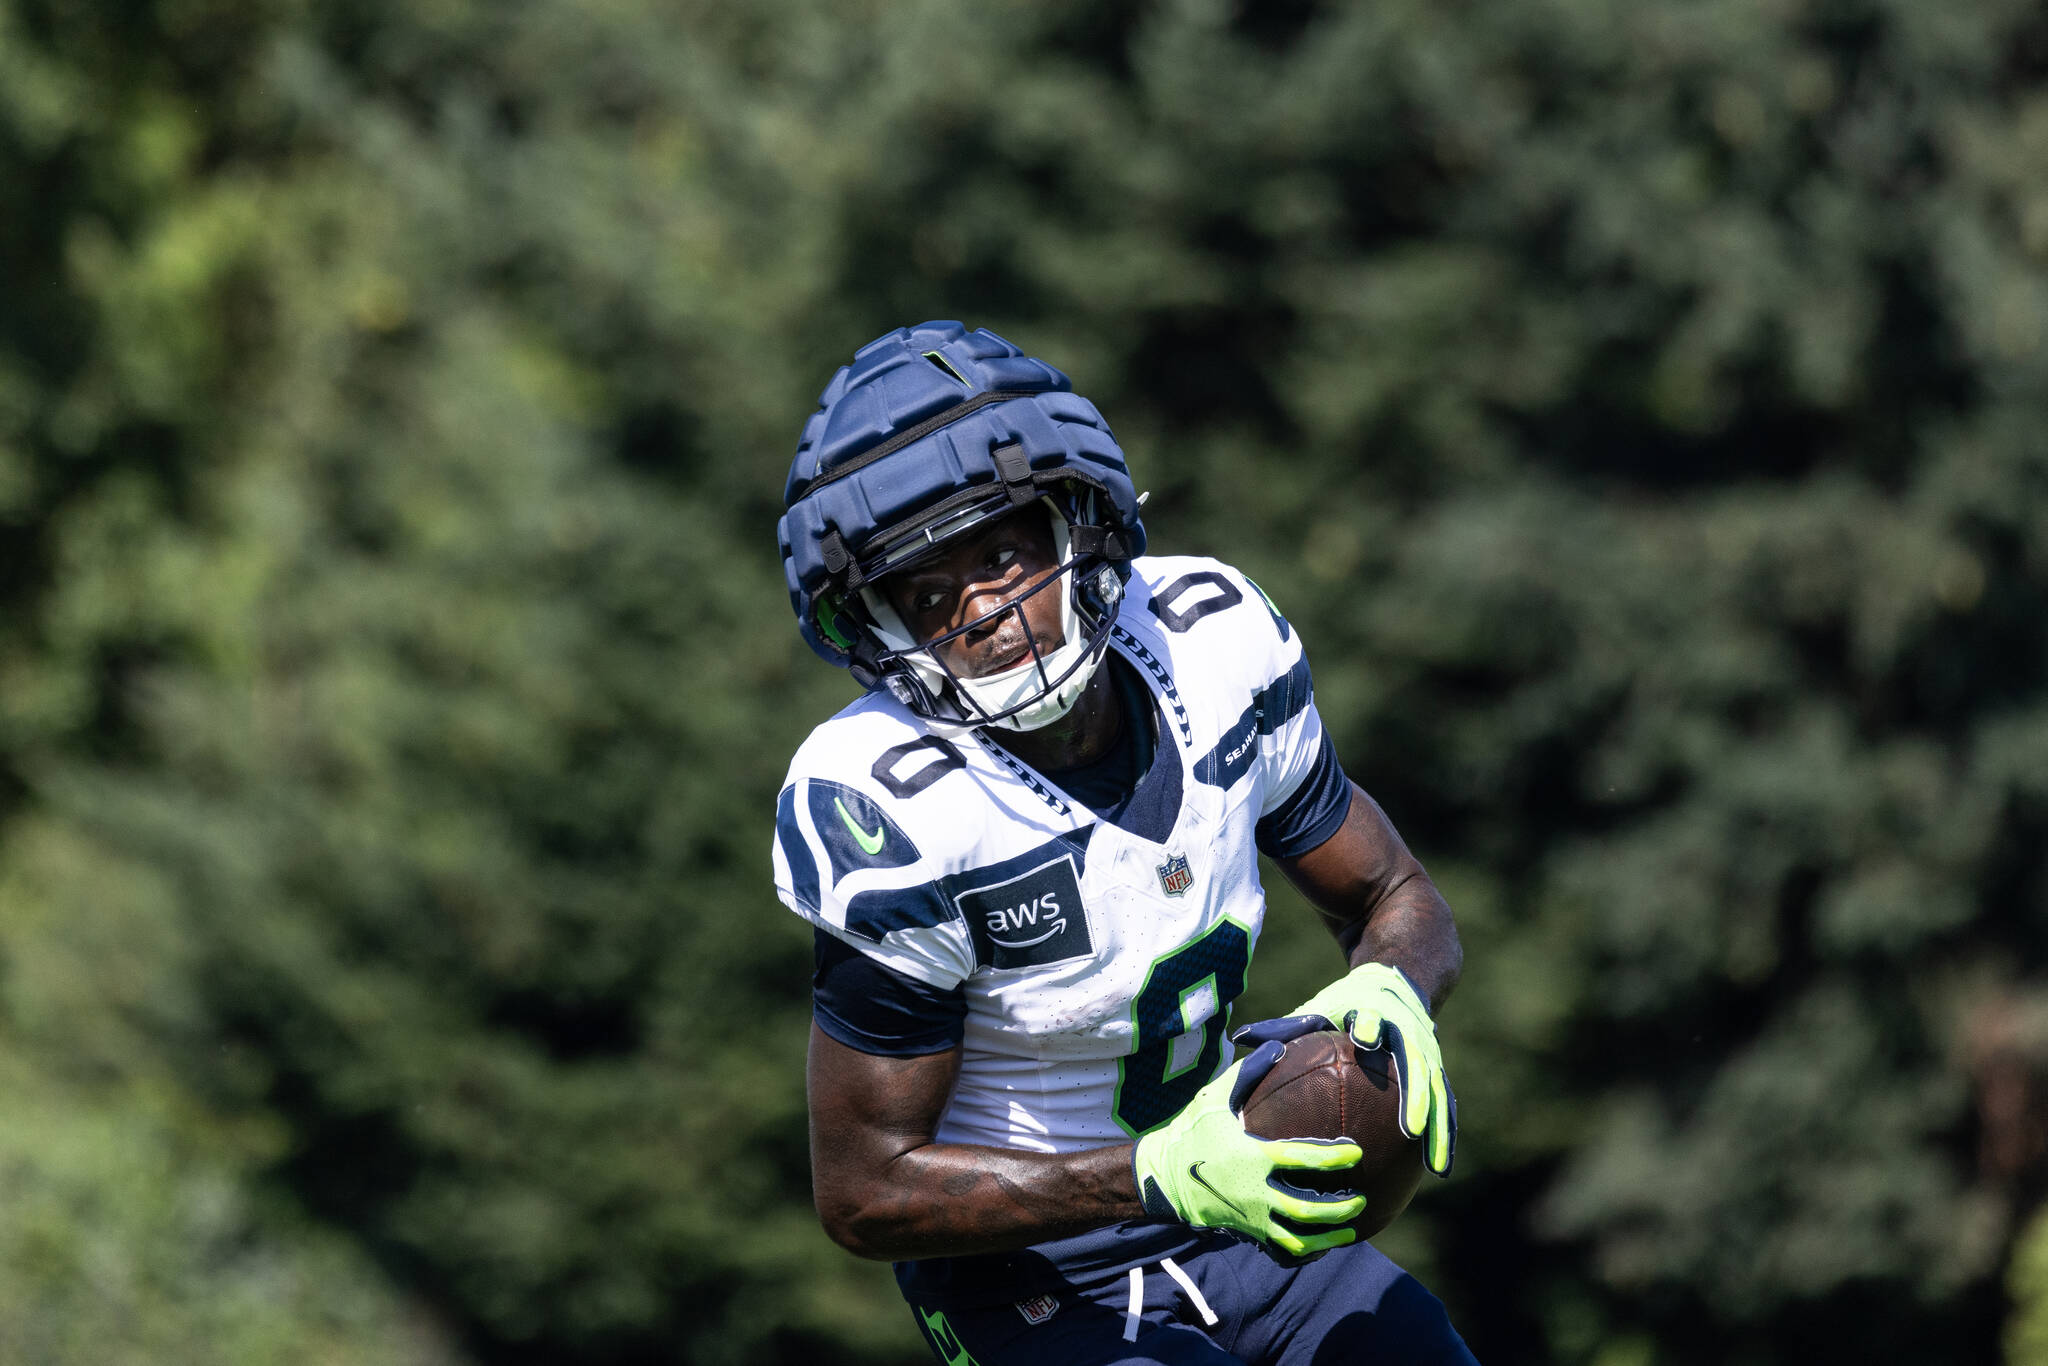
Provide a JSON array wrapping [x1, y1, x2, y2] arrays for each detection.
[[780, 322, 1147, 731]]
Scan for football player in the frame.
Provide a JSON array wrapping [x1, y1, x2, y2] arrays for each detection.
[[773, 323, 1477, 1365]]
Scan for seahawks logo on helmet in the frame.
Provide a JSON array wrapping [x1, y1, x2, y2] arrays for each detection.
[[777, 322, 1148, 733]]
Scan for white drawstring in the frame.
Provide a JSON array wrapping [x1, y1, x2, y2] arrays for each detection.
[[1122, 1256, 1220, 1342], [1160, 1257, 1219, 1326]]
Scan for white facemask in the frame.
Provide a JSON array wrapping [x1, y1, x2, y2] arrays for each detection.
[[861, 503, 1107, 732]]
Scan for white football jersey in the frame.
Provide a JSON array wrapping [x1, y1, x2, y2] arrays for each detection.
[[772, 556, 1332, 1152]]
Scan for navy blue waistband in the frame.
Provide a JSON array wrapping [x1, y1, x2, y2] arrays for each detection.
[[894, 1220, 1218, 1307]]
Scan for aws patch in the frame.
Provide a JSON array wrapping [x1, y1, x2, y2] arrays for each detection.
[[954, 854, 1092, 970]]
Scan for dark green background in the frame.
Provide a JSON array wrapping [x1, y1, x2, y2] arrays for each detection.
[[3, 1, 2045, 1361]]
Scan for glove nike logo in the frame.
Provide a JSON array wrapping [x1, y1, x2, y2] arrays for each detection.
[[1186, 1162, 1249, 1221], [834, 797, 886, 855]]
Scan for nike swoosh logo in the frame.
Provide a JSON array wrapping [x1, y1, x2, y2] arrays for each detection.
[[1186, 1162, 1249, 1221], [834, 797, 885, 855]]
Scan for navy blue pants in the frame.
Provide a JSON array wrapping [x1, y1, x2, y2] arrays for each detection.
[[907, 1233, 1477, 1366]]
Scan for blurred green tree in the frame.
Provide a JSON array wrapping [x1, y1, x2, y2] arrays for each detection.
[[1, 0, 2044, 1363]]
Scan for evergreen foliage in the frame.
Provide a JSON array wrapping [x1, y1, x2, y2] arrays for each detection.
[[2, 0, 2043, 1361]]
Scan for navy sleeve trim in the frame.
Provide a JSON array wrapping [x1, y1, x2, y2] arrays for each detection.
[[1253, 654, 1314, 735], [776, 786, 820, 915], [812, 928, 967, 1057], [1255, 731, 1354, 860]]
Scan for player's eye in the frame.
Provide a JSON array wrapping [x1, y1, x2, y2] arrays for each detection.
[[990, 547, 1017, 570], [914, 589, 947, 614]]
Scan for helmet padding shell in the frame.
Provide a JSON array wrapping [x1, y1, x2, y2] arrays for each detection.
[[778, 322, 1147, 729]]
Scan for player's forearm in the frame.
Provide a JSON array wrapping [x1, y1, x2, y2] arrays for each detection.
[[819, 1141, 1143, 1261], [1342, 869, 1463, 1014], [1282, 782, 1464, 1013]]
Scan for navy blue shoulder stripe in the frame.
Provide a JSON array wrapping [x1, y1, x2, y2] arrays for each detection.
[[1195, 653, 1315, 790], [806, 778, 921, 884], [1254, 653, 1313, 734], [841, 827, 1097, 944], [841, 882, 956, 942], [776, 786, 821, 914]]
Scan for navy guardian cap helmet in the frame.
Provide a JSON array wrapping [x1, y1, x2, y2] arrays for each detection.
[[779, 322, 1147, 732]]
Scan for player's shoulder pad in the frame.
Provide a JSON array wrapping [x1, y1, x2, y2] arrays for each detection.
[[1124, 556, 1315, 794], [784, 691, 977, 825], [1124, 553, 1300, 675], [775, 694, 978, 941]]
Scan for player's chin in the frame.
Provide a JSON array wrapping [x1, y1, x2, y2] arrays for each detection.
[[959, 634, 1063, 680]]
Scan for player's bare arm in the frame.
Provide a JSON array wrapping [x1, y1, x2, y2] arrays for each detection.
[[806, 1025, 1141, 1260], [1275, 782, 1464, 1013], [1249, 782, 1462, 1177]]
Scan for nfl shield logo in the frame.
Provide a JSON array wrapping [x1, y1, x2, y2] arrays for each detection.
[[1157, 852, 1193, 897], [1016, 1293, 1059, 1326]]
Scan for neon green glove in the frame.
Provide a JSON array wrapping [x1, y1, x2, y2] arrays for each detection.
[[1131, 1043, 1366, 1258], [1279, 962, 1455, 1176]]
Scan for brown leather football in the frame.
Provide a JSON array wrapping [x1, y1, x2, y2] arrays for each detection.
[[1239, 1028, 1425, 1242]]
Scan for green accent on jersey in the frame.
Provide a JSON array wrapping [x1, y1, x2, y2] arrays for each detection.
[[916, 1307, 981, 1366], [1113, 919, 1251, 1137], [835, 797, 886, 854]]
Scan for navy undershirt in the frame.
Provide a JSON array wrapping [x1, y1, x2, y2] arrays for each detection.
[[1043, 655, 1157, 825], [812, 660, 1354, 1057]]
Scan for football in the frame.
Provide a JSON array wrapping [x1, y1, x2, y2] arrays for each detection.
[[1239, 1028, 1426, 1242]]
